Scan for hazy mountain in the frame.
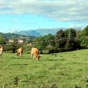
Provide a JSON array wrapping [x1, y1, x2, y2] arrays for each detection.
[[15, 30, 41, 37], [15, 27, 82, 37], [15, 29, 60, 37], [0, 32, 35, 40], [37, 29, 59, 36]]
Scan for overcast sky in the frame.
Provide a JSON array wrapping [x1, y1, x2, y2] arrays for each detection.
[[0, 0, 88, 33]]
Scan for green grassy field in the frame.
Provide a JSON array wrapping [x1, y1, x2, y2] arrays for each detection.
[[0, 49, 88, 88]]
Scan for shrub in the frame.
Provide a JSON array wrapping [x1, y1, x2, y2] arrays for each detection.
[[79, 36, 88, 48], [3, 44, 21, 53], [42, 50, 50, 54]]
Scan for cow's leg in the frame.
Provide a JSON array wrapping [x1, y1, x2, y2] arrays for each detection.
[[35, 55, 39, 61], [19, 52, 22, 56], [31, 54, 34, 59], [0, 51, 2, 56], [17, 52, 19, 56]]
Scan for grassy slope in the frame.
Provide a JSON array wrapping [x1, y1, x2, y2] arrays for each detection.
[[0, 49, 88, 88]]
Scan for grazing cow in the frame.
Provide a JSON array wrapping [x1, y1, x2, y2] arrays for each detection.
[[0, 45, 3, 56], [17, 47, 23, 56], [31, 47, 40, 61]]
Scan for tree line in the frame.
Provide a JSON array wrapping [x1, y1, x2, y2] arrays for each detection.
[[33, 25, 88, 54], [0, 25, 88, 54]]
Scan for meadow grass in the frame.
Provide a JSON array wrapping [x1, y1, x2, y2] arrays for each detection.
[[0, 49, 88, 88]]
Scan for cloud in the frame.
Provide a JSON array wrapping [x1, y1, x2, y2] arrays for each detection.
[[0, 0, 87, 22]]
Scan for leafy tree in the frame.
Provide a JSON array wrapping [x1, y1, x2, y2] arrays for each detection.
[[0, 35, 5, 44], [3, 44, 21, 53], [58, 38, 66, 48], [34, 34, 55, 50], [56, 30, 65, 39], [55, 30, 65, 48], [44, 34, 55, 46], [80, 26, 88, 48], [65, 39, 76, 50], [64, 28, 76, 38], [79, 36, 88, 48], [34, 37, 47, 50], [81, 25, 88, 36], [76, 30, 81, 39], [64, 28, 79, 50]]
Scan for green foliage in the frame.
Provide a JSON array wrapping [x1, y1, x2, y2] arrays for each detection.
[[65, 39, 72, 50], [56, 29, 65, 39], [33, 28, 80, 52], [4, 44, 13, 51], [22, 44, 32, 54], [55, 30, 65, 49], [81, 25, 88, 36], [34, 34, 55, 50], [34, 37, 47, 50], [44, 34, 55, 46], [65, 38, 79, 50], [64, 28, 76, 38], [79, 36, 88, 48], [58, 38, 66, 48], [0, 35, 5, 44], [76, 30, 81, 39], [3, 44, 21, 53]]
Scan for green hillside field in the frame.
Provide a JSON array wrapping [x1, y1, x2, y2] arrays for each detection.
[[0, 49, 88, 88]]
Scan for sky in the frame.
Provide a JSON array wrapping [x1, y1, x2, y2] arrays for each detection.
[[0, 0, 88, 33]]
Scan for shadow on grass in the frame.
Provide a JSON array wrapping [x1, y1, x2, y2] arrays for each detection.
[[10, 63, 28, 66]]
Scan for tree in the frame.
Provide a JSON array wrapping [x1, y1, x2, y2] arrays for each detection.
[[64, 28, 78, 50], [76, 30, 81, 39], [81, 25, 88, 36], [55, 30, 65, 48], [64, 28, 76, 38], [0, 35, 5, 44], [44, 34, 55, 46], [34, 33, 55, 50], [79, 36, 88, 48], [65, 39, 78, 50], [56, 30, 65, 39], [34, 37, 47, 50]]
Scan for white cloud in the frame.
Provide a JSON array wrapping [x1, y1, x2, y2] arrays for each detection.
[[0, 0, 88, 22]]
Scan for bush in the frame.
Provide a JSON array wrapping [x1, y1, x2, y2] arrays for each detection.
[[79, 36, 88, 48], [22, 44, 31, 54], [3, 44, 21, 53], [42, 50, 50, 54], [58, 48, 66, 52], [42, 48, 59, 54], [4, 45, 13, 51], [65, 39, 78, 51]]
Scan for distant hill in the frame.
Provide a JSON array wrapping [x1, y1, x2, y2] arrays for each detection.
[[15, 30, 41, 37], [15, 29, 60, 37], [0, 32, 35, 40]]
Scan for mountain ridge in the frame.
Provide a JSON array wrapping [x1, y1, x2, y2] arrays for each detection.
[[15, 29, 60, 37], [15, 27, 81, 37]]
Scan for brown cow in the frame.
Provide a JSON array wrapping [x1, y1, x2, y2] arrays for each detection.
[[31, 47, 40, 61], [0, 45, 3, 56], [17, 47, 23, 56]]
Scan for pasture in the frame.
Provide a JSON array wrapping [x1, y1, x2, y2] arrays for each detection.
[[0, 49, 88, 88]]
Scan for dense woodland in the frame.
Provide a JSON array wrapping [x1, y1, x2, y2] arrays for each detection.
[[0, 25, 88, 53]]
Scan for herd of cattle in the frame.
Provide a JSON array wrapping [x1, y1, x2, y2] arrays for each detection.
[[0, 45, 40, 61]]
